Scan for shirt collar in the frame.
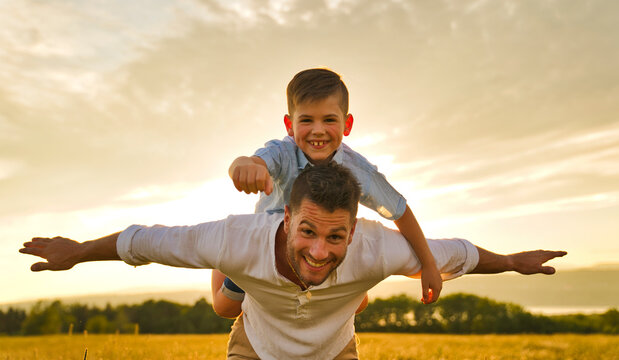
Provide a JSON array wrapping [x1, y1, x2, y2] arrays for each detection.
[[292, 138, 345, 170]]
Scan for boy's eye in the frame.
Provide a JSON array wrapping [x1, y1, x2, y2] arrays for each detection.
[[325, 118, 336, 123]]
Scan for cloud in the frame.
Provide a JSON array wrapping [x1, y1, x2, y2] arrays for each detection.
[[0, 0, 617, 223], [0, 159, 23, 181], [389, 122, 619, 225]]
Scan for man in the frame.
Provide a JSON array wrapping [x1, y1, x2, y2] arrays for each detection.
[[20, 163, 566, 359]]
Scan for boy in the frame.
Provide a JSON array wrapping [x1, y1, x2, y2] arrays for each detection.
[[211, 68, 442, 318]]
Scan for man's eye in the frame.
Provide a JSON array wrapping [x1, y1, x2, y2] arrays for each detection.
[[325, 118, 336, 123], [302, 229, 314, 236], [328, 235, 343, 243], [300, 119, 311, 123]]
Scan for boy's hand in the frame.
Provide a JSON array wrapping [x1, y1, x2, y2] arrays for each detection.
[[230, 156, 273, 195], [421, 263, 443, 304]]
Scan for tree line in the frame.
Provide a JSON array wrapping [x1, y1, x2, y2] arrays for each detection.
[[354, 293, 618, 334], [0, 298, 233, 336], [1, 293, 616, 336]]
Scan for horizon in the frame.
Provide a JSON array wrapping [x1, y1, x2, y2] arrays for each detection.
[[4, 260, 619, 306], [4, 264, 618, 317], [2, 0, 618, 304]]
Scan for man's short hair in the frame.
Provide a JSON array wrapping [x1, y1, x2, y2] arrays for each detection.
[[289, 162, 361, 222], [286, 68, 349, 116]]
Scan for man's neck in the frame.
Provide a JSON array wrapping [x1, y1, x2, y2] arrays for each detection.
[[274, 222, 306, 289]]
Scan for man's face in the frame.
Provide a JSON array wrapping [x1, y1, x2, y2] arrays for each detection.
[[284, 94, 353, 166], [284, 199, 356, 287]]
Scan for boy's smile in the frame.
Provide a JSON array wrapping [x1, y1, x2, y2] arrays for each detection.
[[284, 94, 353, 166]]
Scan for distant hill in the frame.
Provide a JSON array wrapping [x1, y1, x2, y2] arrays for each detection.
[[371, 267, 619, 312], [1, 289, 213, 312], [3, 265, 617, 314]]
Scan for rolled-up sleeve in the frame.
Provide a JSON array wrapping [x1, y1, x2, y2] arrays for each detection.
[[117, 225, 150, 266], [425, 238, 480, 280], [360, 169, 407, 221]]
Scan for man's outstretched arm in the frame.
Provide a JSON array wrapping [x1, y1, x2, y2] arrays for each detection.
[[19, 233, 121, 271], [472, 247, 567, 275]]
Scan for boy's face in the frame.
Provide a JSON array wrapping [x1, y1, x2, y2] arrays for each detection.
[[284, 94, 353, 165]]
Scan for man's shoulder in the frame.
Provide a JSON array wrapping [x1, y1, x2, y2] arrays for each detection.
[[353, 217, 390, 236], [225, 212, 284, 228], [220, 213, 283, 253]]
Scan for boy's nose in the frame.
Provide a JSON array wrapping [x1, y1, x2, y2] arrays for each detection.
[[311, 123, 325, 134]]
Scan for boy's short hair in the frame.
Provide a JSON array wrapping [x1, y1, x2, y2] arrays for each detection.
[[286, 68, 349, 116], [289, 162, 360, 223]]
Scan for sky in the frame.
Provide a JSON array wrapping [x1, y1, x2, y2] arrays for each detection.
[[1, 0, 618, 304]]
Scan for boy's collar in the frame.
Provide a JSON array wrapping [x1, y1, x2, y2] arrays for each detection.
[[294, 141, 345, 170]]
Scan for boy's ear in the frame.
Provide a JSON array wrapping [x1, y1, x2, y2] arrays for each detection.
[[284, 115, 294, 136], [343, 114, 354, 136]]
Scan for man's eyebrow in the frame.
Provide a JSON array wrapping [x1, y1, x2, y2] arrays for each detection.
[[299, 220, 316, 228], [299, 220, 347, 233], [330, 226, 348, 233]]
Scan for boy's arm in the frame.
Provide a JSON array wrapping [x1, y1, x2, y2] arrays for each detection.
[[229, 156, 273, 195], [394, 205, 443, 304], [19, 233, 121, 271]]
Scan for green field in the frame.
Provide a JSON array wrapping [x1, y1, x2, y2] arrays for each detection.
[[1, 333, 617, 359]]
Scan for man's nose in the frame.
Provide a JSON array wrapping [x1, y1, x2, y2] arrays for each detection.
[[308, 239, 329, 261]]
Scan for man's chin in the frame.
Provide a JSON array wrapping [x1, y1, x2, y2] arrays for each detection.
[[303, 277, 328, 287], [300, 268, 334, 286]]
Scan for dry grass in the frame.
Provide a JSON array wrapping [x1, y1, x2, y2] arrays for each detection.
[[357, 333, 619, 360], [0, 333, 617, 359]]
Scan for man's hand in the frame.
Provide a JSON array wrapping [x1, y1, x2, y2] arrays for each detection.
[[473, 247, 567, 275], [509, 250, 568, 275], [20, 232, 121, 271], [229, 156, 273, 195], [421, 263, 443, 304], [19, 237, 83, 271]]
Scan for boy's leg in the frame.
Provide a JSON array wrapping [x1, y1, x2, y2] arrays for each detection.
[[355, 293, 369, 314], [333, 336, 358, 360], [227, 315, 260, 359], [211, 270, 245, 318]]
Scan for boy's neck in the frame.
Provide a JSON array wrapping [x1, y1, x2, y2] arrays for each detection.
[[306, 151, 337, 166]]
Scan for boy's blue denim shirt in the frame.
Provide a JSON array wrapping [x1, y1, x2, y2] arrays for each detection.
[[253, 136, 406, 221]]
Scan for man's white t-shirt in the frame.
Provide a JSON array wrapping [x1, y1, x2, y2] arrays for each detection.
[[117, 212, 478, 360]]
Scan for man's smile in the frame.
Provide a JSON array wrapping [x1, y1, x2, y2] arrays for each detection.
[[303, 255, 330, 271]]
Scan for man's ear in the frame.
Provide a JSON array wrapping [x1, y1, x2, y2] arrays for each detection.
[[347, 218, 357, 245], [343, 114, 353, 136], [284, 205, 292, 233], [284, 115, 294, 136]]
